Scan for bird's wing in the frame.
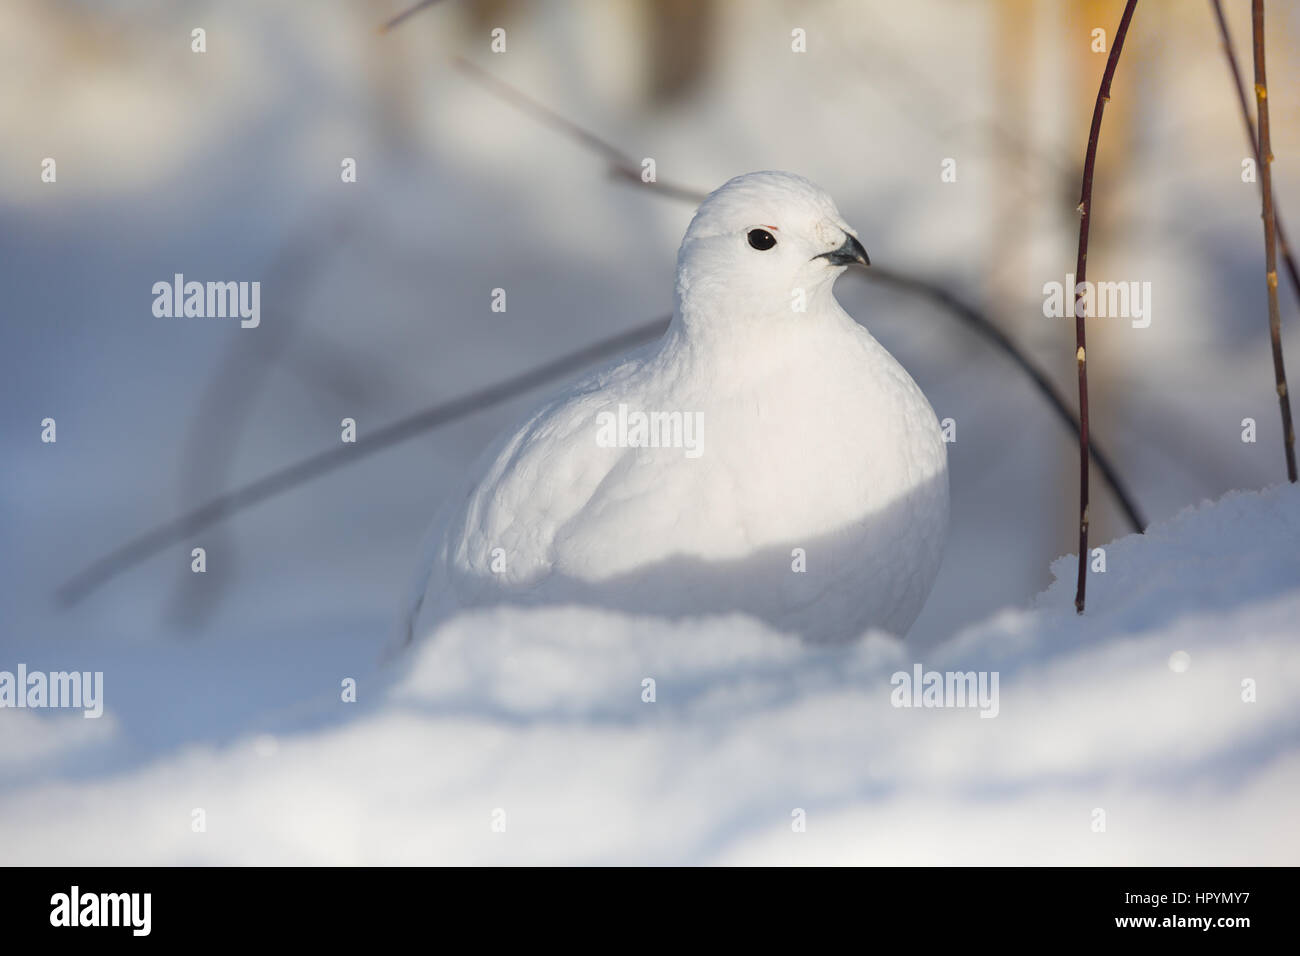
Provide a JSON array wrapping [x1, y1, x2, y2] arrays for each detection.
[[400, 344, 655, 645]]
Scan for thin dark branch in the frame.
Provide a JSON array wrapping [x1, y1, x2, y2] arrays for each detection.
[[1250, 0, 1298, 481], [55, 317, 670, 606], [379, 0, 449, 34], [1073, 0, 1139, 615], [451, 57, 710, 204], [863, 266, 1146, 533], [1208, 0, 1300, 311]]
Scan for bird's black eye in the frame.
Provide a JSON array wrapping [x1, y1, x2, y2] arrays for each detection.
[[747, 228, 777, 251]]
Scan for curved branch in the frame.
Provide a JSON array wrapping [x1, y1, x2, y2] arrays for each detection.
[[1249, 0, 1297, 481], [1209, 0, 1300, 312], [379, 0, 450, 34], [55, 316, 670, 606], [862, 266, 1146, 533], [450, 57, 708, 204], [1072, 0, 1139, 614]]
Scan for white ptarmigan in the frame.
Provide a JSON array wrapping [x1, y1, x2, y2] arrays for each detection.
[[404, 171, 948, 644]]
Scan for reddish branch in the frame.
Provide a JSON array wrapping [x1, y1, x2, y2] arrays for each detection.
[[1249, 0, 1297, 482], [1073, 0, 1139, 615], [1209, 0, 1300, 311]]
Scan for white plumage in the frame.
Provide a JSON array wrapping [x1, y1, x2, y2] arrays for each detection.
[[405, 171, 948, 644]]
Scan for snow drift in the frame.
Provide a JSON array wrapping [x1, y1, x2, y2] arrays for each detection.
[[1, 483, 1297, 864]]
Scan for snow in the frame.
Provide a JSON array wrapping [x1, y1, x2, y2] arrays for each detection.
[[3, 483, 1297, 865]]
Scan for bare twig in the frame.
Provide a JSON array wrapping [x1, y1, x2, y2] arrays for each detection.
[[379, 0, 449, 34], [55, 316, 670, 606], [1249, 0, 1298, 482], [865, 265, 1146, 532], [451, 57, 707, 203], [1073, 0, 1139, 615], [1210, 0, 1300, 312]]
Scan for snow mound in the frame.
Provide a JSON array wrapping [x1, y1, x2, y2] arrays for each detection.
[[1, 484, 1297, 864]]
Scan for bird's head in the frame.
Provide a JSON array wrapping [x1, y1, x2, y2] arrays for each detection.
[[673, 171, 868, 327]]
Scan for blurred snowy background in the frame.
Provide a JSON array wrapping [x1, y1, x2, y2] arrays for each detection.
[[2, 0, 1298, 864]]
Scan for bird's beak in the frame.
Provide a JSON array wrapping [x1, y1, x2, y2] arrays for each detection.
[[815, 233, 870, 268]]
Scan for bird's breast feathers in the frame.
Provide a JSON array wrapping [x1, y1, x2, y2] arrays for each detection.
[[439, 325, 946, 594]]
